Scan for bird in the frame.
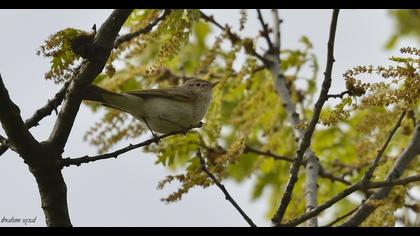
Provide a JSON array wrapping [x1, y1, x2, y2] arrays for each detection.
[[82, 78, 218, 136]]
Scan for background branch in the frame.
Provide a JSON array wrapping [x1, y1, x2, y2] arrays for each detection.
[[245, 146, 350, 185], [271, 9, 281, 51], [361, 111, 406, 184], [244, 145, 293, 162], [271, 9, 340, 225], [199, 11, 268, 64], [281, 174, 420, 227], [281, 120, 420, 226], [256, 9, 273, 49], [322, 205, 360, 227], [339, 122, 420, 226]]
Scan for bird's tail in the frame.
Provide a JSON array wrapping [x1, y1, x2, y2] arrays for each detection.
[[82, 84, 113, 103], [82, 84, 126, 112]]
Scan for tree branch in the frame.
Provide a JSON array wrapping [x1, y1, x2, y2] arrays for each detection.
[[0, 80, 71, 157], [244, 145, 293, 162], [197, 150, 257, 227], [114, 9, 171, 48], [266, 9, 323, 226], [46, 9, 133, 154], [61, 123, 203, 168], [318, 165, 351, 185], [256, 9, 273, 50], [199, 11, 268, 64], [0, 74, 40, 159], [366, 175, 420, 189], [326, 90, 349, 99], [322, 205, 360, 227], [339, 122, 420, 226], [271, 9, 281, 52], [272, 9, 340, 225], [280, 174, 420, 227]]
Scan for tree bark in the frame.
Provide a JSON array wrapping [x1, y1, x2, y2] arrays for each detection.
[[31, 165, 72, 226]]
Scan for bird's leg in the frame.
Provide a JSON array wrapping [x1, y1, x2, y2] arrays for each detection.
[[142, 117, 159, 142]]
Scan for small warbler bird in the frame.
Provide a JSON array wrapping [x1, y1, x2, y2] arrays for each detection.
[[83, 78, 218, 136]]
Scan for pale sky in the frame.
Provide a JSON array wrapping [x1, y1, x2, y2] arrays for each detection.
[[0, 9, 417, 227]]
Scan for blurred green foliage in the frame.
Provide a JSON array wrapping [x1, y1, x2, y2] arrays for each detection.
[[385, 10, 420, 49]]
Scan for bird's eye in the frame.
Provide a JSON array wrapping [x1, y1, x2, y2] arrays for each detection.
[[196, 83, 200, 87]]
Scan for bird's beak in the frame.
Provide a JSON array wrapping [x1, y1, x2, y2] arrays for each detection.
[[211, 81, 219, 88]]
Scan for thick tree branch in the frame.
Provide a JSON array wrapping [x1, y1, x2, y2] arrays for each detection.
[[0, 74, 72, 226], [0, 74, 40, 159], [114, 9, 171, 48], [61, 123, 203, 168], [197, 150, 257, 227], [0, 80, 71, 157], [339, 122, 420, 226], [46, 9, 133, 154], [272, 9, 339, 225]]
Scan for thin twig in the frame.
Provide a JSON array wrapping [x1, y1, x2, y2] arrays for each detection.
[[61, 123, 203, 168], [256, 9, 273, 50], [322, 205, 360, 227], [199, 11, 268, 64], [319, 165, 351, 185], [332, 160, 369, 178], [272, 9, 340, 225], [197, 150, 257, 227], [244, 145, 293, 162], [26, 80, 71, 128], [245, 145, 350, 185], [326, 90, 350, 99], [114, 9, 171, 48], [361, 111, 406, 184]]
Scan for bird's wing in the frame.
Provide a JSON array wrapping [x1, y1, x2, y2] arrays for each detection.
[[125, 87, 196, 102]]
